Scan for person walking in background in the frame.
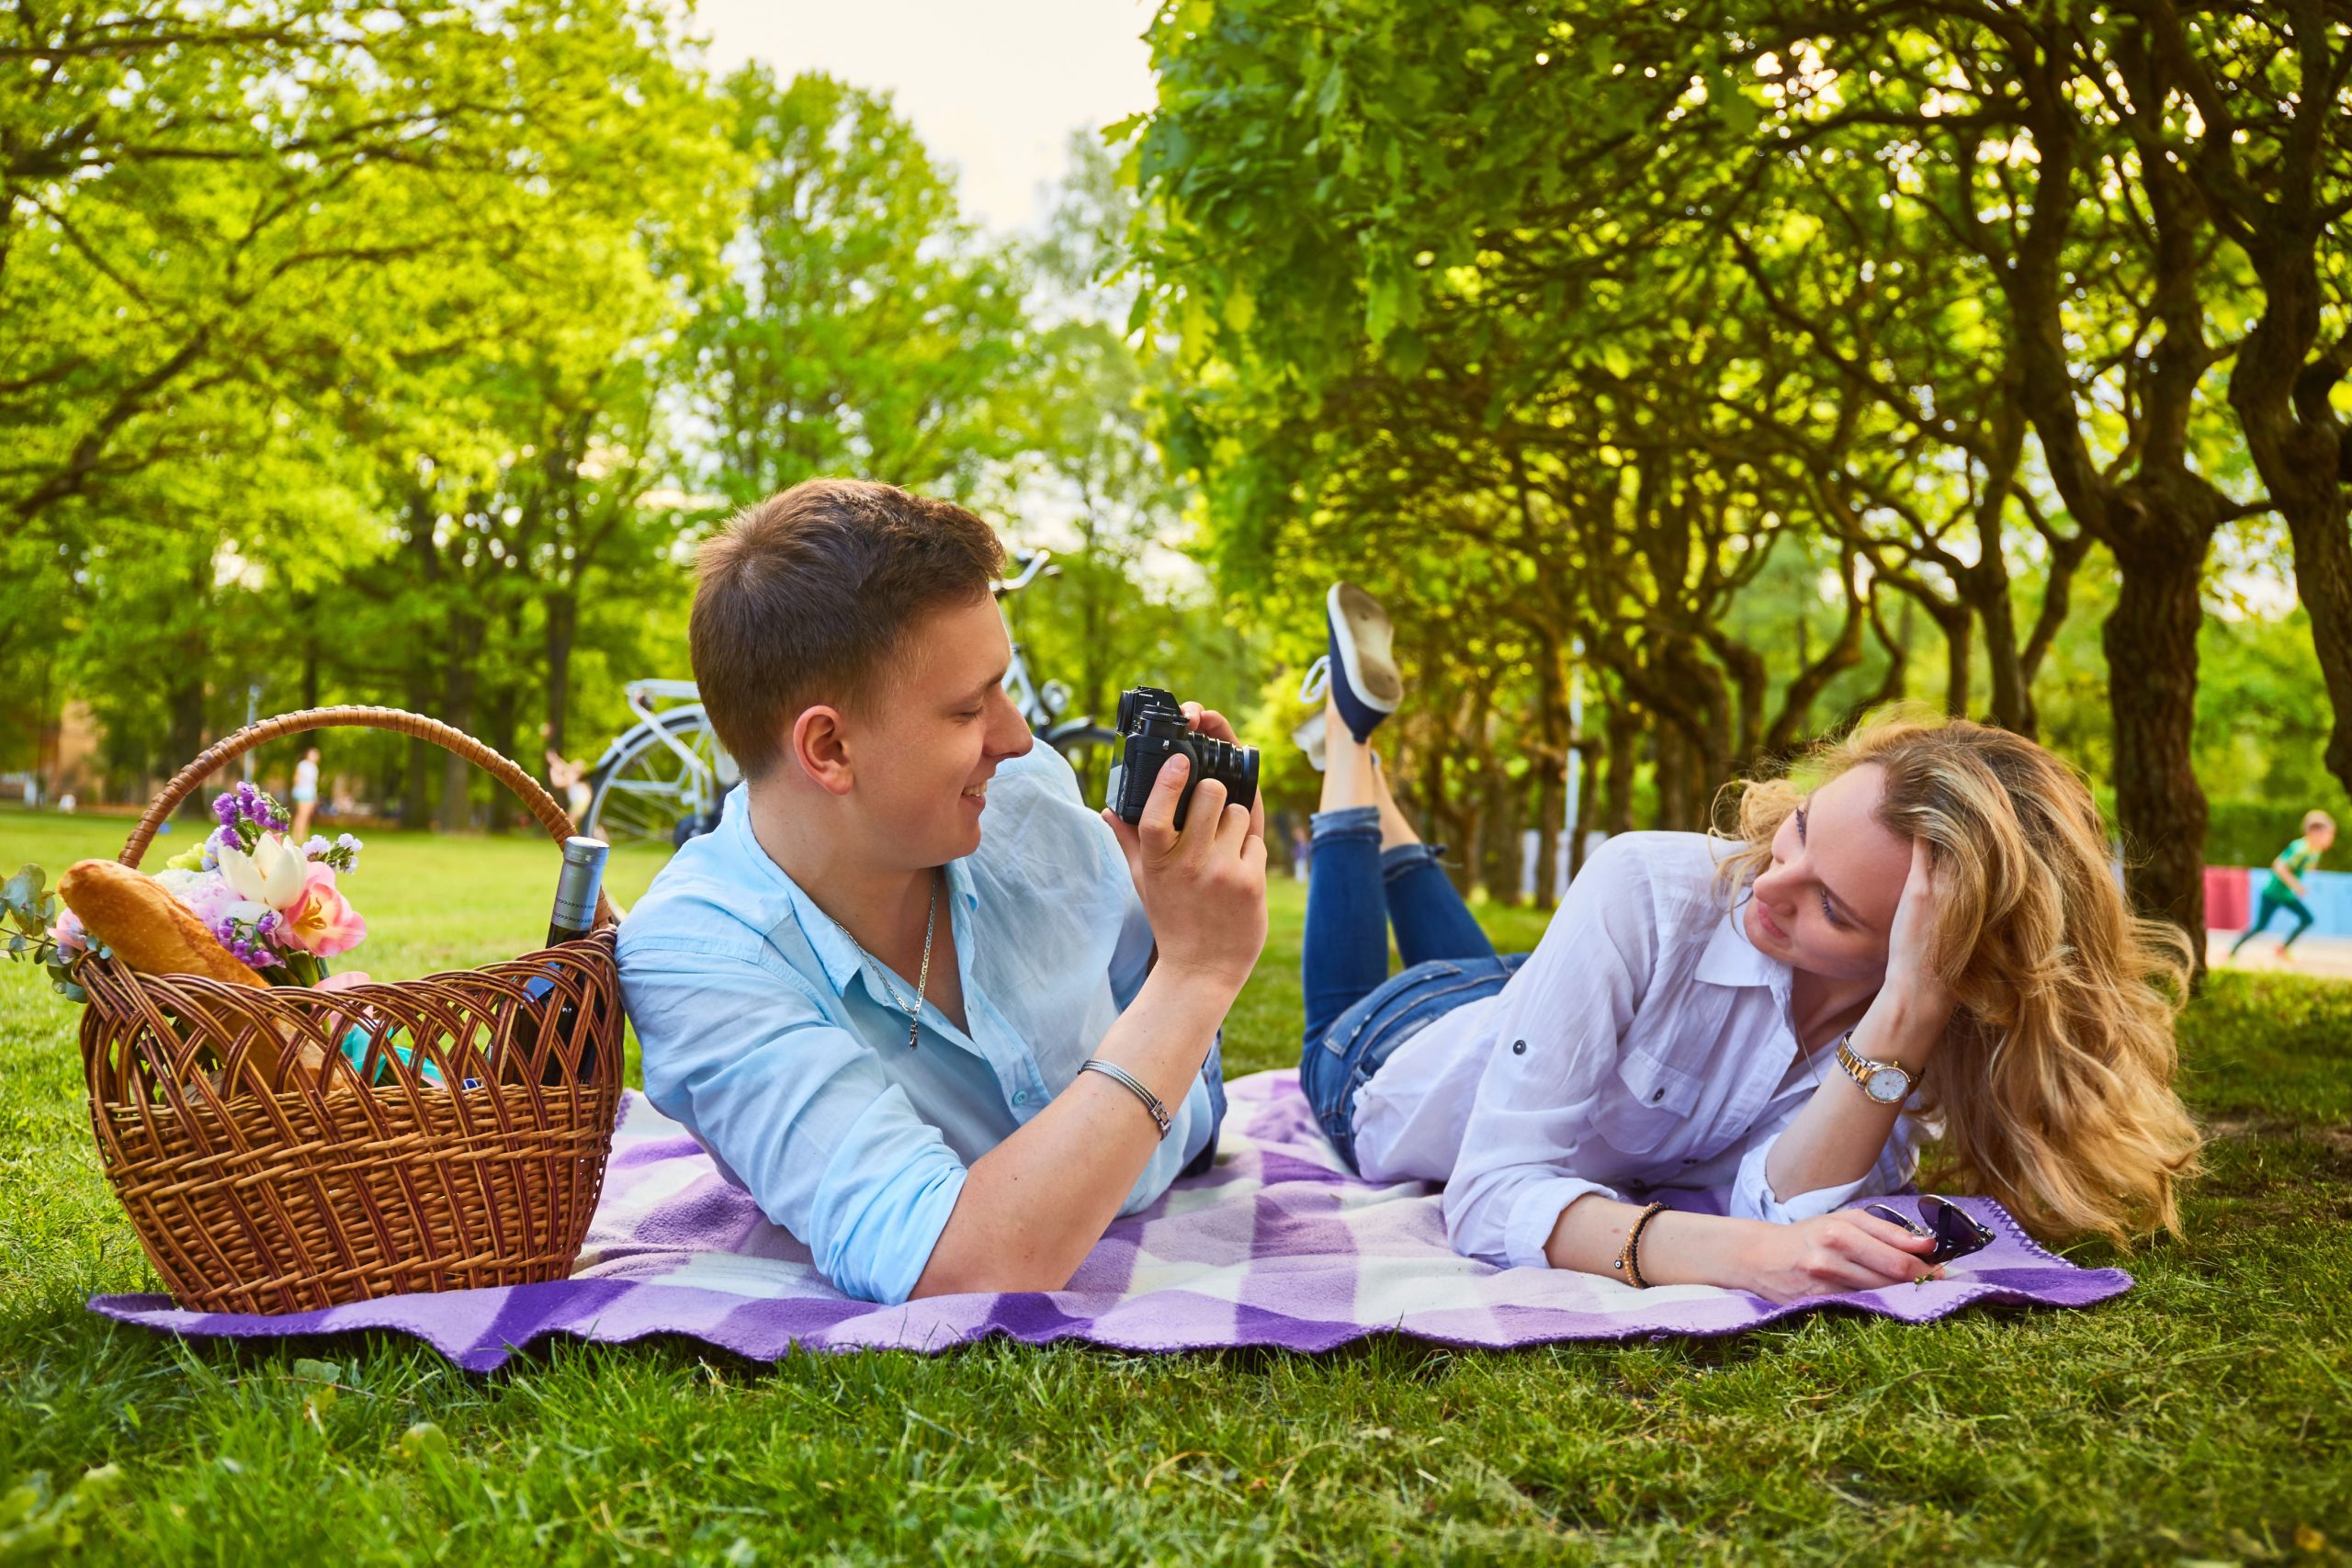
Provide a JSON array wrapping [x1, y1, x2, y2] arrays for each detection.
[[2230, 810, 2336, 964], [546, 750, 592, 829], [289, 746, 322, 839]]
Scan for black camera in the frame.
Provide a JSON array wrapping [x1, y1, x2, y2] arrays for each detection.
[[1107, 686, 1261, 829]]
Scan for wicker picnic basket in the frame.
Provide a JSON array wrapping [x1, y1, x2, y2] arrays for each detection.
[[77, 707, 625, 1314]]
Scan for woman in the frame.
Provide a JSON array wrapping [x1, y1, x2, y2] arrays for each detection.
[[1295, 584, 2200, 1302]]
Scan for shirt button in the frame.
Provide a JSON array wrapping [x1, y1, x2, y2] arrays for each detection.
[[1652, 1089, 1665, 1102], [1012, 1090, 1030, 1106], [1510, 1040, 1527, 1055]]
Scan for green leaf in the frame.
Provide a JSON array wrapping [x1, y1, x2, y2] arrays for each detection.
[[1316, 63, 1347, 118], [2, 864, 45, 909]]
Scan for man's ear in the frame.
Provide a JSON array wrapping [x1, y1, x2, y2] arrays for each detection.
[[788, 705, 855, 797]]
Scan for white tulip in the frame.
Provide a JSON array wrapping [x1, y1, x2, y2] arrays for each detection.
[[217, 833, 308, 911]]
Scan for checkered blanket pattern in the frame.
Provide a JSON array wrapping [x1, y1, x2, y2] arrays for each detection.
[[91, 1071, 2129, 1371]]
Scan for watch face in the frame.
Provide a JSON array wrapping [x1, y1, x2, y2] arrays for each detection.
[[1865, 1066, 1911, 1104]]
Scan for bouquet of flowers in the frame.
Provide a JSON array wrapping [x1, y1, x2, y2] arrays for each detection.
[[4, 782, 368, 1003]]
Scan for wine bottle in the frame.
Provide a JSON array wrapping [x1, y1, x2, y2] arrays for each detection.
[[548, 835, 609, 946], [500, 836, 610, 1088]]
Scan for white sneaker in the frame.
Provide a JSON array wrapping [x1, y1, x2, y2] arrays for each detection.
[[1292, 708, 1328, 773]]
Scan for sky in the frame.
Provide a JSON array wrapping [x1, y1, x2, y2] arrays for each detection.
[[690, 0, 1163, 234]]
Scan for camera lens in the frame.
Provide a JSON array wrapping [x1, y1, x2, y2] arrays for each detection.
[[1187, 734, 1261, 820]]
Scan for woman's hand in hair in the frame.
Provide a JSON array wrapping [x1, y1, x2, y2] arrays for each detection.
[[1738, 1211, 1941, 1303], [1883, 838, 1959, 1022]]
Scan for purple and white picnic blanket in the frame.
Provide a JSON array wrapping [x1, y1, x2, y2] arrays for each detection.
[[92, 1071, 2129, 1371]]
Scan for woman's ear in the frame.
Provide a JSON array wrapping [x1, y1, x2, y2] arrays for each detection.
[[789, 705, 855, 797]]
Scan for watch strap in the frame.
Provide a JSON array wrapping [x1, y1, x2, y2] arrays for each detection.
[[1836, 1032, 1924, 1095]]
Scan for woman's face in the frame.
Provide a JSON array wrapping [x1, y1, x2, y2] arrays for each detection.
[[1745, 762, 1912, 983]]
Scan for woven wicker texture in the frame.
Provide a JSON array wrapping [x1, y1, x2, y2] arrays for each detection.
[[81, 707, 624, 1314]]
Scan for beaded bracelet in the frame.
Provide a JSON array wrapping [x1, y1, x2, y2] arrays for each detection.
[[1613, 1201, 1668, 1290]]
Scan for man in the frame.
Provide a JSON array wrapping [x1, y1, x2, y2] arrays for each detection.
[[618, 479, 1268, 1304]]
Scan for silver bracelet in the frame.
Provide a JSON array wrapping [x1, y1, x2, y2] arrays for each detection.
[[1079, 1058, 1171, 1139]]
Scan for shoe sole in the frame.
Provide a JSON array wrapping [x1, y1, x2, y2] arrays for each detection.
[[1329, 583, 1402, 709]]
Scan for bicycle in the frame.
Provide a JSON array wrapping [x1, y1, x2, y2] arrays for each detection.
[[580, 549, 1121, 852]]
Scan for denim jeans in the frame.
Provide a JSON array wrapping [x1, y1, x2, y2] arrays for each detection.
[[1295, 806, 1526, 1170]]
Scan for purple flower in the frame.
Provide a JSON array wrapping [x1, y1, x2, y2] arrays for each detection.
[[208, 783, 290, 852], [308, 832, 364, 873], [215, 926, 277, 971]]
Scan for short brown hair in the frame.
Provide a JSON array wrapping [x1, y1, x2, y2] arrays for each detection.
[[690, 479, 1005, 781]]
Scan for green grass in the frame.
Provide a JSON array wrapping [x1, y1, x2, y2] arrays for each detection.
[[2, 808, 2346, 1564]]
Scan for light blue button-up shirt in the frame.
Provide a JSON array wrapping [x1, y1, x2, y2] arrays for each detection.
[[616, 744, 1219, 1304]]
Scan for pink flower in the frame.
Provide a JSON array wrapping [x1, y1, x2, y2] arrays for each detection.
[[53, 908, 86, 955], [282, 863, 367, 957]]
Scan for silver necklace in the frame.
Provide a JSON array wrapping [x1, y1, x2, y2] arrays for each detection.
[[834, 869, 941, 1050]]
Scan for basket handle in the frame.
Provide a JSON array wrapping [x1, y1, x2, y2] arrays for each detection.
[[118, 705, 618, 929]]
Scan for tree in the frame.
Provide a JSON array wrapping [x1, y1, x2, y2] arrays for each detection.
[[684, 68, 1028, 507]]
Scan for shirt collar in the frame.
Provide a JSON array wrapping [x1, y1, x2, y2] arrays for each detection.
[[1694, 896, 1784, 993], [723, 787, 983, 996]]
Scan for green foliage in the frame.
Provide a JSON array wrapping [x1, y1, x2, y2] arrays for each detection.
[[0, 814, 2346, 1562], [1127, 0, 2350, 912], [683, 67, 1028, 507]]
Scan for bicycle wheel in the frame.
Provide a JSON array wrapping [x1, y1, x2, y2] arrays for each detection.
[[1049, 724, 1121, 810], [584, 710, 736, 852]]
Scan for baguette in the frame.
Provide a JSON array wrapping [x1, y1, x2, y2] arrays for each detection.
[[60, 860, 264, 987], [60, 859, 331, 1084]]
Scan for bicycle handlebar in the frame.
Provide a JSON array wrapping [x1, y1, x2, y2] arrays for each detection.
[[993, 548, 1053, 596]]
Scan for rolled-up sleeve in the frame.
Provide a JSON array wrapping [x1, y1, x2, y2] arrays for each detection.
[[619, 931, 967, 1305], [1727, 1103, 1927, 1224], [1441, 839, 1661, 1269]]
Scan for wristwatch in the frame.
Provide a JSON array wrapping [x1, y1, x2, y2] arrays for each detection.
[[1835, 1032, 1922, 1105]]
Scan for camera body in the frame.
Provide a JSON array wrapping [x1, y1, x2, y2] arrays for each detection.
[[1107, 686, 1261, 830]]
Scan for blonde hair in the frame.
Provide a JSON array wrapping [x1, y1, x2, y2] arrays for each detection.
[[2303, 809, 2335, 836], [1715, 711, 2201, 1247]]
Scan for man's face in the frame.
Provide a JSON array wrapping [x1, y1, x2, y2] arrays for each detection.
[[842, 594, 1035, 867]]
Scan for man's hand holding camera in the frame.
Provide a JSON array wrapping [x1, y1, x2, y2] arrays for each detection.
[[1103, 701, 1269, 991]]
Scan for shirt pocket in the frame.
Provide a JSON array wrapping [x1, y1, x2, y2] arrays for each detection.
[[1589, 1047, 1705, 1154]]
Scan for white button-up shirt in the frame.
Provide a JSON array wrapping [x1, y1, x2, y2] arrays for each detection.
[[1351, 831, 1926, 1270]]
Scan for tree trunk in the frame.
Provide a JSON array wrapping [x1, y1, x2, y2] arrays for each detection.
[[1531, 760, 1562, 911], [543, 587, 579, 763], [1568, 736, 1600, 886], [300, 628, 321, 713], [2103, 512, 2209, 966], [1604, 703, 1638, 836], [401, 658, 435, 829], [1480, 769, 1520, 903], [167, 671, 209, 820], [1973, 566, 2035, 738], [1654, 725, 1690, 831], [485, 685, 519, 834], [168, 556, 210, 818], [436, 611, 484, 834], [1939, 601, 1973, 717]]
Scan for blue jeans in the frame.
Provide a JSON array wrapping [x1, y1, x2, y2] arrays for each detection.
[[1295, 806, 1526, 1170]]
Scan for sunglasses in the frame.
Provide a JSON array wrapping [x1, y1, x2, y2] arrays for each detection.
[[1864, 1196, 1997, 1267]]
